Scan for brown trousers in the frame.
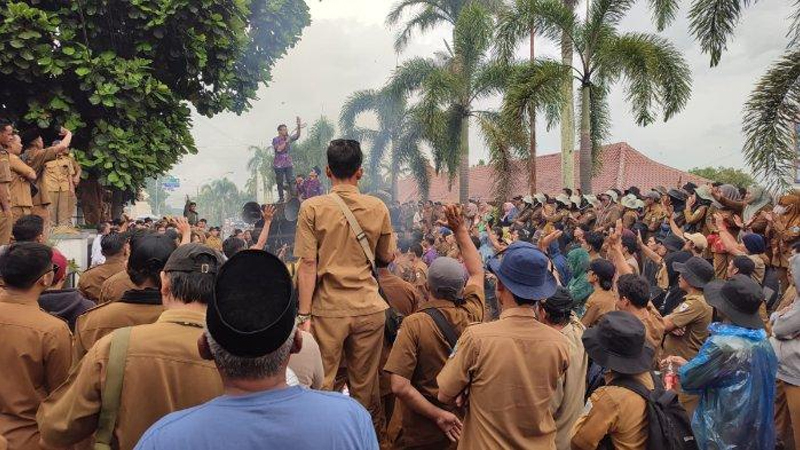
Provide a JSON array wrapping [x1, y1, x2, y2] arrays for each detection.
[[11, 206, 31, 222], [776, 379, 800, 450], [32, 204, 50, 229], [313, 311, 386, 436], [48, 190, 72, 227], [0, 209, 11, 245]]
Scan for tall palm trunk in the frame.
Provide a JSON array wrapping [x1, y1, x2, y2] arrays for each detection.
[[390, 140, 399, 202], [459, 115, 470, 204], [579, 85, 593, 192], [529, 29, 537, 196], [560, 0, 576, 190]]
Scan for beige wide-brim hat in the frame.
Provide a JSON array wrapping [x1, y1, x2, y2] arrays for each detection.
[[583, 194, 601, 208], [621, 194, 644, 210]]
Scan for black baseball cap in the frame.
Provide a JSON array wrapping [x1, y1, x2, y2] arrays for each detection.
[[163, 243, 220, 274], [207, 250, 296, 358]]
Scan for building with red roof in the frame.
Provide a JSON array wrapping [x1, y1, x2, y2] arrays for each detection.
[[397, 142, 708, 202]]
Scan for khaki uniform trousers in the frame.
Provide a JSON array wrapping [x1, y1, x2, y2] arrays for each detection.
[[313, 311, 386, 436], [48, 190, 71, 227], [0, 209, 11, 245], [32, 204, 50, 229], [776, 379, 800, 450]]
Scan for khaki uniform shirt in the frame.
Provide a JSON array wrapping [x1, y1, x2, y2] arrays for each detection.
[[581, 289, 617, 328], [437, 307, 569, 450], [0, 292, 71, 450], [205, 236, 222, 252], [384, 285, 485, 447], [22, 147, 59, 206], [622, 209, 639, 230], [662, 293, 712, 360], [571, 371, 654, 450], [98, 271, 136, 304], [73, 288, 164, 362], [597, 204, 622, 231], [553, 317, 588, 450], [0, 152, 11, 207], [38, 309, 223, 450], [643, 204, 666, 231], [44, 154, 72, 192], [77, 257, 126, 303], [640, 303, 666, 365], [9, 154, 35, 208], [294, 185, 395, 318], [378, 270, 423, 397]]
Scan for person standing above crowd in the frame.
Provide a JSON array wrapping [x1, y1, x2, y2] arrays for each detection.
[[134, 250, 379, 450], [437, 241, 569, 449], [20, 126, 73, 228], [384, 204, 484, 449], [39, 243, 224, 450], [272, 117, 303, 203], [5, 133, 37, 224], [0, 120, 14, 245], [44, 146, 76, 228], [294, 139, 395, 436], [0, 243, 71, 450]]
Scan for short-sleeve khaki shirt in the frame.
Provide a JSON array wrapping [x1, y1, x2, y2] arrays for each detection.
[[581, 288, 618, 328], [8, 154, 35, 208], [98, 270, 136, 304], [662, 293, 712, 360], [436, 307, 569, 449], [44, 155, 71, 192], [293, 185, 395, 318], [77, 257, 126, 303], [384, 285, 485, 447], [0, 293, 71, 450]]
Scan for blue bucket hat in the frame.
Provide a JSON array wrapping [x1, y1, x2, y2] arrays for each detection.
[[488, 241, 558, 300]]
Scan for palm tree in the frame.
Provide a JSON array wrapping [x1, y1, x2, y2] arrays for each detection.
[[340, 86, 431, 201], [246, 145, 274, 201], [197, 178, 245, 226], [291, 116, 335, 181], [388, 1, 510, 204], [509, 0, 692, 192], [742, 46, 800, 190]]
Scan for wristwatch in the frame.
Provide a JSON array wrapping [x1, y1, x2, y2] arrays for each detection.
[[297, 313, 311, 324]]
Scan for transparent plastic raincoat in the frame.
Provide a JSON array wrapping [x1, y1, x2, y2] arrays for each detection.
[[679, 322, 778, 450]]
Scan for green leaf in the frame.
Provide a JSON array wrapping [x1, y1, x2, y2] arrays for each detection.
[[9, 40, 25, 49], [75, 67, 91, 76], [62, 46, 76, 55]]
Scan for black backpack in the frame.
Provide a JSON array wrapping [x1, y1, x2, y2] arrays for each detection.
[[608, 374, 698, 450]]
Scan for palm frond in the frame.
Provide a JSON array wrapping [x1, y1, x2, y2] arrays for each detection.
[[789, 0, 800, 47], [742, 46, 800, 191], [582, 0, 635, 59], [688, 0, 752, 67], [588, 83, 612, 171], [595, 32, 692, 126], [339, 89, 379, 138], [386, 0, 455, 27], [477, 113, 523, 205], [648, 0, 679, 31], [453, 2, 495, 74], [395, 120, 431, 200], [471, 60, 516, 102], [494, 0, 534, 63], [387, 57, 441, 97], [393, 6, 451, 52], [530, 0, 580, 51], [366, 131, 393, 190]]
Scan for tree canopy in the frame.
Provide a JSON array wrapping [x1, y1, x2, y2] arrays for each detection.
[[688, 166, 755, 188], [0, 0, 310, 217]]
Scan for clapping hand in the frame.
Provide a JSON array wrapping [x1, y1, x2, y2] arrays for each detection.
[[262, 204, 276, 222], [444, 204, 465, 232]]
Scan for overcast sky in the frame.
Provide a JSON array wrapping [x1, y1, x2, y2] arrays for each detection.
[[166, 0, 795, 206]]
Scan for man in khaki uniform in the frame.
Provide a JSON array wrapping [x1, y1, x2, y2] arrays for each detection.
[[663, 256, 714, 415], [44, 152, 73, 227], [0, 243, 71, 450], [536, 287, 587, 450], [20, 127, 72, 227], [572, 312, 654, 450], [73, 234, 176, 361], [595, 190, 622, 233], [7, 135, 36, 221], [0, 121, 14, 245], [437, 241, 569, 449], [98, 269, 137, 304], [642, 191, 666, 233], [67, 153, 81, 224], [295, 140, 395, 434], [385, 205, 484, 449], [39, 243, 223, 450], [581, 259, 617, 328], [78, 232, 128, 303]]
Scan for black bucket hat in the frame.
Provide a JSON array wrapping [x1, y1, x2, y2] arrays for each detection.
[[583, 311, 654, 374], [705, 274, 765, 329], [673, 256, 714, 289], [207, 250, 296, 358], [656, 234, 686, 253]]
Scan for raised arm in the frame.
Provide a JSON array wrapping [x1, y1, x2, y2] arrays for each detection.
[[606, 219, 633, 276], [444, 204, 484, 290], [714, 213, 746, 256], [251, 205, 275, 250]]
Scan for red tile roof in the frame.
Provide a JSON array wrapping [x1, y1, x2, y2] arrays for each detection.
[[398, 142, 708, 202]]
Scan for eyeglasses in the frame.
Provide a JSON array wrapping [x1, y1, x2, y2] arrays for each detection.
[[38, 264, 59, 281]]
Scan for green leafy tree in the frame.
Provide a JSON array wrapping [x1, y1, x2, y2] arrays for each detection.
[[144, 177, 169, 217], [0, 0, 310, 222], [196, 178, 249, 227], [290, 116, 336, 184], [688, 166, 756, 188], [505, 0, 692, 193], [245, 145, 275, 200], [388, 0, 510, 204], [340, 86, 431, 201]]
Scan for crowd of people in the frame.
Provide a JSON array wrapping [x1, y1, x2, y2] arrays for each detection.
[[2, 134, 800, 450]]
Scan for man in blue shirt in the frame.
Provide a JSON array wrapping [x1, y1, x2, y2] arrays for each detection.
[[134, 250, 378, 450]]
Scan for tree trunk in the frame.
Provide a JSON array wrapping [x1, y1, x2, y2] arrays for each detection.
[[560, 5, 576, 190], [78, 173, 106, 225], [111, 189, 125, 220], [390, 140, 399, 202], [529, 29, 537, 196], [579, 85, 593, 193], [458, 115, 470, 204]]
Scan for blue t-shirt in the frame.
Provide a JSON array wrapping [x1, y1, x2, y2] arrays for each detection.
[[134, 386, 378, 450]]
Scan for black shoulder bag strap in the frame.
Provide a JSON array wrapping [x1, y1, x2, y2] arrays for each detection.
[[422, 308, 459, 349]]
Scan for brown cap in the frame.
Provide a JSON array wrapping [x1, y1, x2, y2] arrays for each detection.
[[163, 243, 220, 274]]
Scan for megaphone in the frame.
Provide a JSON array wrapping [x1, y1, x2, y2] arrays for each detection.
[[241, 202, 263, 224]]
